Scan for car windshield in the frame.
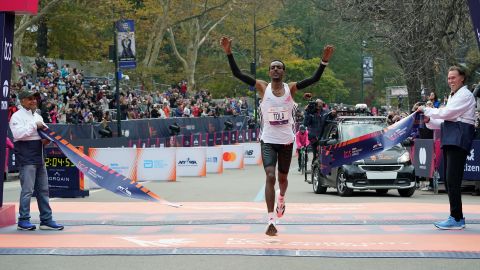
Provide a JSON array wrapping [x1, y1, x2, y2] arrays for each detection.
[[340, 120, 386, 141]]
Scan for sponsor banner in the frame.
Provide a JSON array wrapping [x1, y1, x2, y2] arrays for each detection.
[[250, 128, 259, 142], [116, 19, 136, 69], [192, 133, 201, 147], [222, 131, 230, 145], [137, 148, 176, 181], [215, 132, 223, 145], [176, 147, 207, 177], [230, 131, 238, 144], [321, 112, 419, 175], [183, 134, 192, 147], [206, 146, 223, 174], [237, 130, 246, 143], [89, 148, 137, 183], [38, 128, 178, 206], [243, 142, 262, 165], [363, 56, 373, 83], [175, 135, 183, 147], [413, 139, 434, 178], [47, 116, 249, 140], [0, 12, 14, 205], [468, 0, 480, 50], [464, 140, 480, 181], [222, 144, 244, 169], [207, 132, 215, 146]]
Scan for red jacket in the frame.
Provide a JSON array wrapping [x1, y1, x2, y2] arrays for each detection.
[[295, 130, 310, 148]]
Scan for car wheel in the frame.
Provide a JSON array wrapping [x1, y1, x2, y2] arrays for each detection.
[[336, 168, 353, 197], [312, 164, 327, 194], [375, 189, 389, 195], [398, 187, 415, 197]]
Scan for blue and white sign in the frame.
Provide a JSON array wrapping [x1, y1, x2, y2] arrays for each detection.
[[468, 0, 480, 50], [116, 19, 136, 69], [363, 56, 373, 83], [464, 140, 480, 181], [0, 12, 15, 206]]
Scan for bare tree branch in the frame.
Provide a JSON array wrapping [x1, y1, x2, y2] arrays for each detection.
[[14, 0, 64, 36]]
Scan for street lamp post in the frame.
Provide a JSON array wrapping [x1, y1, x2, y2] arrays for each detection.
[[113, 20, 122, 137], [252, 5, 258, 125], [360, 40, 366, 104]]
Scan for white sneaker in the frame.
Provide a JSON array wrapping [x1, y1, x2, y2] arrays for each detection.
[[265, 218, 278, 236]]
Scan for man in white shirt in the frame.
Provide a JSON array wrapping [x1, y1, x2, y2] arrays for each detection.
[[9, 89, 64, 231], [417, 66, 476, 230]]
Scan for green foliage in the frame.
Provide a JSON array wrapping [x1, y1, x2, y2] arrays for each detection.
[[278, 0, 369, 105], [15, 0, 476, 107]]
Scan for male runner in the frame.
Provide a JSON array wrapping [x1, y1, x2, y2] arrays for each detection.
[[220, 36, 334, 236]]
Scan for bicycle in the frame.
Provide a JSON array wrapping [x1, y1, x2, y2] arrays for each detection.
[[298, 146, 309, 178]]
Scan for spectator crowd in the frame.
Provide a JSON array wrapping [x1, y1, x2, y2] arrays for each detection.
[[7, 57, 251, 125], [7, 57, 479, 132]]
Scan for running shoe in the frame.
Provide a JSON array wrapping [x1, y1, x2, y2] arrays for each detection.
[[265, 218, 278, 236], [40, 220, 64, 231], [17, 220, 36, 231], [434, 216, 465, 230]]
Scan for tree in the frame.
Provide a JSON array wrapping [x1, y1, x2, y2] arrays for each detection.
[[12, 0, 64, 80], [332, 0, 473, 107], [167, 0, 233, 92]]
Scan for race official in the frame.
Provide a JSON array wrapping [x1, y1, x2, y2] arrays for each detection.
[[9, 89, 64, 231], [417, 66, 476, 230]]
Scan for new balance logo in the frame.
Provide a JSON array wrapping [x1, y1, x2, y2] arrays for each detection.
[[467, 149, 474, 161]]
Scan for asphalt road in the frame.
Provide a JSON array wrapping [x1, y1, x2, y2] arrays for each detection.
[[1, 164, 480, 270]]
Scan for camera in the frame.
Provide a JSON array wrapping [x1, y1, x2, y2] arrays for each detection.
[[305, 100, 317, 114]]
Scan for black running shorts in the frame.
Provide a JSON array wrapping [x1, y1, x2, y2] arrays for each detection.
[[260, 141, 294, 174]]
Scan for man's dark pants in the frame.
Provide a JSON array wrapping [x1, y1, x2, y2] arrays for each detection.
[[442, 145, 469, 220]]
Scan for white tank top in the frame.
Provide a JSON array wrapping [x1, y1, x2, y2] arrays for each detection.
[[259, 83, 295, 144]]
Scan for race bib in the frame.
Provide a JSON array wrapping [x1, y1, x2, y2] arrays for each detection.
[[267, 107, 289, 126]]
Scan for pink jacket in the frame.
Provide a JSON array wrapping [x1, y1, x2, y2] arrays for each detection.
[[5, 137, 14, 171], [295, 130, 310, 148]]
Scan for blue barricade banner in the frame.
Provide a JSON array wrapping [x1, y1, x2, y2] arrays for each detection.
[[320, 112, 420, 174], [39, 128, 179, 207], [47, 116, 249, 140], [413, 139, 435, 178]]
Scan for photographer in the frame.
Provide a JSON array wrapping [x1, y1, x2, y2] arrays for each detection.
[[304, 97, 329, 161]]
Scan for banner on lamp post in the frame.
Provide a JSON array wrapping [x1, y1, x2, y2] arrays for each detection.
[[468, 0, 480, 50], [116, 19, 136, 69], [362, 56, 373, 84]]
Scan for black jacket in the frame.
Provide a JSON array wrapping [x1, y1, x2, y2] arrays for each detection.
[[304, 109, 328, 138]]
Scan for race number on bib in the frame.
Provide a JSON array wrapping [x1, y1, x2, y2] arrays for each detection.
[[267, 107, 289, 126]]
